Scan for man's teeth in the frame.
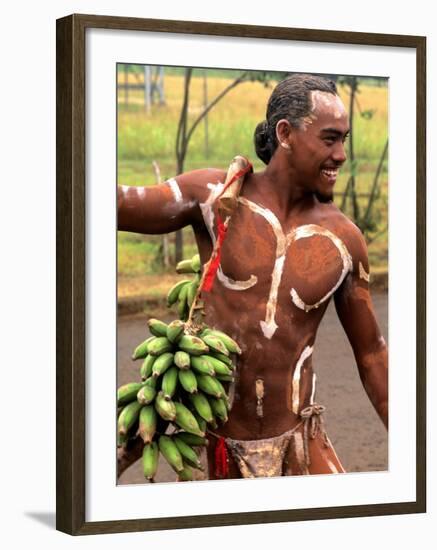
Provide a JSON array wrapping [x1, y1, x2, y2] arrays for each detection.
[[321, 169, 338, 177]]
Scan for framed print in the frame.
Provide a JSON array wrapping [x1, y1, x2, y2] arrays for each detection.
[[56, 14, 426, 535]]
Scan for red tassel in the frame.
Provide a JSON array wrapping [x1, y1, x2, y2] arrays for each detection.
[[201, 159, 252, 293], [202, 215, 227, 292], [214, 436, 229, 478]]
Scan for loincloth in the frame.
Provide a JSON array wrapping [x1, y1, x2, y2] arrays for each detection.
[[223, 404, 330, 478]]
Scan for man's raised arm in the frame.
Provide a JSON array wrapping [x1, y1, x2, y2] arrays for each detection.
[[334, 225, 388, 429], [118, 169, 224, 235]]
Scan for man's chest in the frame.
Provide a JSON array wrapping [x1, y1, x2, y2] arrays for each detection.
[[217, 197, 352, 310]]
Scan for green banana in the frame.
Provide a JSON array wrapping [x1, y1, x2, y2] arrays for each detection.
[[142, 441, 159, 480], [166, 319, 185, 343], [202, 355, 233, 377], [178, 335, 210, 356], [147, 336, 173, 356], [177, 282, 190, 320], [190, 355, 215, 376], [173, 435, 203, 470], [215, 374, 235, 383], [193, 413, 207, 434], [161, 366, 179, 400], [176, 432, 208, 447], [176, 259, 196, 274], [137, 384, 156, 405], [209, 396, 229, 423], [196, 374, 224, 398], [139, 405, 157, 443], [200, 334, 229, 356], [118, 400, 142, 435], [178, 369, 198, 394], [191, 254, 201, 273], [140, 354, 156, 380], [148, 318, 169, 337], [186, 281, 198, 309], [207, 330, 242, 355], [152, 352, 174, 377], [209, 351, 233, 367], [177, 464, 194, 481], [174, 402, 204, 437], [167, 279, 191, 307], [132, 336, 155, 360], [117, 382, 144, 406], [155, 391, 176, 421], [174, 350, 191, 370], [159, 435, 184, 473], [143, 376, 157, 388], [188, 392, 214, 423]]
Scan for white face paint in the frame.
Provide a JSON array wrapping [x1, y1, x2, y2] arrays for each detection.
[[292, 346, 314, 415], [166, 177, 183, 203], [310, 90, 347, 121]]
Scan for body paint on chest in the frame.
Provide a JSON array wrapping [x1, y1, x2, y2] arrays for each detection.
[[199, 183, 258, 290], [289, 225, 353, 312]]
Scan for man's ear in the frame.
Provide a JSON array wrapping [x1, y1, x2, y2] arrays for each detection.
[[275, 119, 292, 150]]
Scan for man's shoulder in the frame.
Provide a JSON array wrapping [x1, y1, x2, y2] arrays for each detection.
[[318, 203, 368, 261], [172, 168, 227, 201]]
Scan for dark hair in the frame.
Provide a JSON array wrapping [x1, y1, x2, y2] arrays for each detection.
[[254, 74, 338, 164]]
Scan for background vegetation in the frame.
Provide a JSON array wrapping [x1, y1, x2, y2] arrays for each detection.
[[117, 66, 388, 299]]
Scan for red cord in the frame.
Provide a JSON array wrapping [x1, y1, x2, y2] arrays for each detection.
[[214, 436, 229, 478], [201, 159, 252, 293]]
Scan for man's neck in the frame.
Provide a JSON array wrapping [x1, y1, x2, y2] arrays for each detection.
[[255, 159, 316, 217]]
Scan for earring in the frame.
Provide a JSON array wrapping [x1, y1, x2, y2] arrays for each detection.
[[280, 142, 291, 150]]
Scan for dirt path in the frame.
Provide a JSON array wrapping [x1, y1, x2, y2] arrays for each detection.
[[117, 291, 388, 484]]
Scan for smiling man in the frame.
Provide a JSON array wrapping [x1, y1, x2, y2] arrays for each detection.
[[117, 74, 388, 480]]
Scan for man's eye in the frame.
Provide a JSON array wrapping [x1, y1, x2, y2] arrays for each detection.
[[324, 137, 335, 145], [342, 135, 349, 144]]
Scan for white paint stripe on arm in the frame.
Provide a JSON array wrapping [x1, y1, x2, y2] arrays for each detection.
[[359, 261, 370, 282], [166, 177, 183, 203]]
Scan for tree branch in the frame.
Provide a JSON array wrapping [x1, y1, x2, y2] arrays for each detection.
[[363, 139, 388, 225], [184, 73, 249, 147]]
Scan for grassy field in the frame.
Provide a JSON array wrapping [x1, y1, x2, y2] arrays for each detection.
[[117, 70, 388, 298]]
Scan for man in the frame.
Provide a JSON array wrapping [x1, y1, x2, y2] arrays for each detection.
[[117, 74, 388, 479]]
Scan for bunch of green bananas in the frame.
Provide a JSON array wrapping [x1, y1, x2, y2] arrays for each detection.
[[166, 254, 202, 321], [117, 255, 241, 481]]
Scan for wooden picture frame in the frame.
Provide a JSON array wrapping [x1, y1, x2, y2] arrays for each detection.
[[56, 13, 426, 535]]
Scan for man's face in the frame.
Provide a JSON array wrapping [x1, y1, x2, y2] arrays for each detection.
[[288, 91, 349, 201]]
